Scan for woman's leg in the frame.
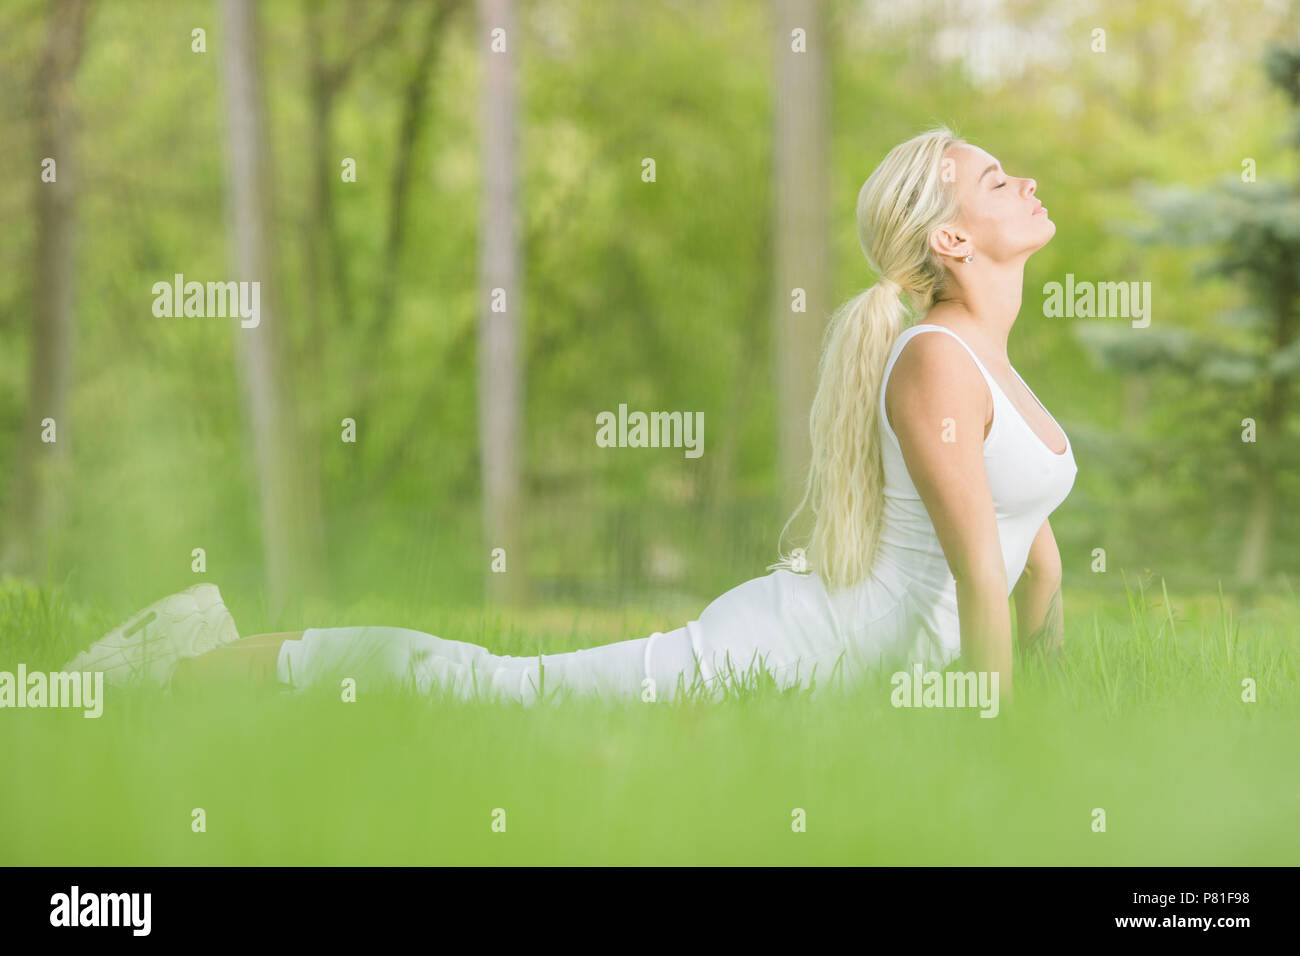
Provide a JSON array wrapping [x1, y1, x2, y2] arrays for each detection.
[[171, 622, 718, 704], [274, 624, 713, 704]]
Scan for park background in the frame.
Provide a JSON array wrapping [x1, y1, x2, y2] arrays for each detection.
[[0, 0, 1297, 866], [3, 0, 1298, 628]]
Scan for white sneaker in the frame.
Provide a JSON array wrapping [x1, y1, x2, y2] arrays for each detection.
[[63, 583, 240, 687]]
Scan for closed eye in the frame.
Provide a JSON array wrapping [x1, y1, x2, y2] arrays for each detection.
[[995, 181, 1008, 189]]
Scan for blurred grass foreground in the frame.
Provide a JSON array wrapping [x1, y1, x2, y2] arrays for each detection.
[[1, 573, 1296, 864]]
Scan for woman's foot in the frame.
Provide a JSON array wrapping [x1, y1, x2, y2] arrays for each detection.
[[63, 583, 240, 687]]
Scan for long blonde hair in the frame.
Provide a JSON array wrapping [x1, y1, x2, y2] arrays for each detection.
[[772, 126, 965, 591]]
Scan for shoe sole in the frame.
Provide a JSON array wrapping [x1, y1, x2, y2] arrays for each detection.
[[66, 585, 235, 684], [66, 610, 170, 681]]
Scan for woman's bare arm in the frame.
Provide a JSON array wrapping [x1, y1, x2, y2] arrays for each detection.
[[1013, 518, 1064, 659], [887, 332, 1013, 701]]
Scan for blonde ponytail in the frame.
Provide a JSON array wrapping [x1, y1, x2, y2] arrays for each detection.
[[772, 126, 964, 591]]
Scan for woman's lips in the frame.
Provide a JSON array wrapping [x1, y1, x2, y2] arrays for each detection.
[[1032, 201, 1047, 216]]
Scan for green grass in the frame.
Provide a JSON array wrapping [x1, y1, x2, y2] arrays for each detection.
[[0, 572, 1296, 865]]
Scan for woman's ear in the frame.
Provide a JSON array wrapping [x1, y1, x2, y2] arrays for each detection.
[[929, 224, 972, 261]]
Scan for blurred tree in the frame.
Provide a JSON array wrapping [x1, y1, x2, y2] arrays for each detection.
[[354, 0, 466, 425], [302, 0, 405, 336], [1076, 43, 1300, 590], [370, 0, 463, 341], [220, 0, 325, 614], [478, 0, 526, 604], [1, 0, 93, 576], [771, 0, 831, 516]]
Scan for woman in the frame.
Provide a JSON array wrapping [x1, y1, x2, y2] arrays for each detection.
[[64, 126, 1075, 706]]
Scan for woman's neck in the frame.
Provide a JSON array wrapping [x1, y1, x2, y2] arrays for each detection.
[[927, 261, 1028, 359]]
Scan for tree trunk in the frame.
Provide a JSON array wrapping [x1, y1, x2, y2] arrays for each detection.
[[1234, 464, 1272, 588], [1235, 272, 1294, 588], [771, 0, 831, 517], [357, 0, 460, 426], [373, 0, 455, 339], [219, 0, 324, 615], [1, 0, 92, 576], [477, 0, 526, 604]]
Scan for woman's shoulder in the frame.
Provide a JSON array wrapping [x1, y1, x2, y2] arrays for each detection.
[[884, 321, 995, 443], [886, 322, 988, 399]]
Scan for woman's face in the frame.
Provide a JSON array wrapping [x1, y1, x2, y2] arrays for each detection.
[[939, 143, 1055, 263]]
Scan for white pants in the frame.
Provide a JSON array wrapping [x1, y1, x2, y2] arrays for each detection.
[[276, 624, 722, 705], [274, 570, 875, 705]]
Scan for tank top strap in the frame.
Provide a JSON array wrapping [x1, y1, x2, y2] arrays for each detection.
[[880, 323, 1000, 423]]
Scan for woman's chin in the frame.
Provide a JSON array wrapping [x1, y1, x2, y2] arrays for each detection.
[[1032, 218, 1057, 250]]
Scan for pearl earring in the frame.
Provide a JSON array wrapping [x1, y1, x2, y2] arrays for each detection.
[[963, 254, 973, 263]]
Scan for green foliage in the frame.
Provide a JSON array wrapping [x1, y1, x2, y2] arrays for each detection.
[[0, 0, 1298, 614]]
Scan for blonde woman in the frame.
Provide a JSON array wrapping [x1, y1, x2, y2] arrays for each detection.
[[65, 127, 1075, 706]]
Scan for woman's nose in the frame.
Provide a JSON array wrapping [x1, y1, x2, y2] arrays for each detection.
[[1023, 178, 1038, 197]]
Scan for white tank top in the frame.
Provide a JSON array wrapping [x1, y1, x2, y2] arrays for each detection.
[[843, 321, 1077, 668], [685, 321, 1079, 688], [877, 323, 1078, 594]]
